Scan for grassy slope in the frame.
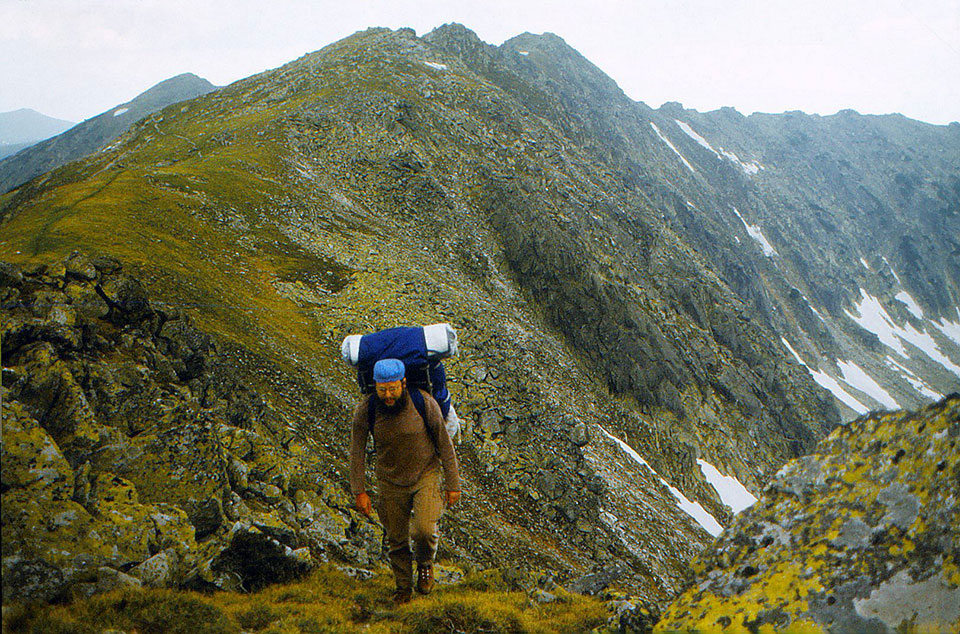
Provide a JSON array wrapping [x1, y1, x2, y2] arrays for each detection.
[[0, 91, 303, 356], [2, 564, 610, 634]]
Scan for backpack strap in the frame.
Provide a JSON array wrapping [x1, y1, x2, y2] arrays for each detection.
[[367, 394, 377, 438], [410, 388, 439, 454], [367, 389, 437, 453]]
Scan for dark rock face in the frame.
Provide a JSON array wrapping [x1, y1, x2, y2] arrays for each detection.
[[656, 396, 960, 633]]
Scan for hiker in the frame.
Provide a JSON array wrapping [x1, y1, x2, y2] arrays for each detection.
[[350, 358, 461, 604]]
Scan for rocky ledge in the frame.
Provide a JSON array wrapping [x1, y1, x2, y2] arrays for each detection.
[[1, 253, 379, 602], [655, 395, 959, 634]]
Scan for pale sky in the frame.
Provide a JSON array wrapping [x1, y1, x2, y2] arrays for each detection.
[[2, 0, 958, 126]]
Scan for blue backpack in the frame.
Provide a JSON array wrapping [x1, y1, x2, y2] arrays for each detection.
[[341, 324, 458, 439]]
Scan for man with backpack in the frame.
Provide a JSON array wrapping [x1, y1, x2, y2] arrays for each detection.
[[350, 358, 461, 605]]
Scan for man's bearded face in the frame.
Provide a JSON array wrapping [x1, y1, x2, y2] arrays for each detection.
[[375, 379, 407, 415]]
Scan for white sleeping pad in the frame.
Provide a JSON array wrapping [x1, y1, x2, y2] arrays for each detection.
[[423, 323, 458, 358], [341, 334, 363, 366], [444, 403, 462, 445]]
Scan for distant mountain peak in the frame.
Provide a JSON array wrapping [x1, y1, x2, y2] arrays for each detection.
[[0, 73, 216, 192], [0, 109, 75, 146]]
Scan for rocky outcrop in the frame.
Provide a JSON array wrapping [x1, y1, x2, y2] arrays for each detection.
[[0, 254, 376, 601], [655, 395, 960, 633]]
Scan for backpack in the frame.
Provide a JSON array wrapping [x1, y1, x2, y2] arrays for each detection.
[[341, 324, 461, 443]]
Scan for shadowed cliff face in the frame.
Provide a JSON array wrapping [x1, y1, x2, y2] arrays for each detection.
[[0, 25, 956, 604]]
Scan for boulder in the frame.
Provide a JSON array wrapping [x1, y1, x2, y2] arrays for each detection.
[[205, 522, 312, 592], [568, 561, 628, 596], [103, 421, 230, 535], [1, 398, 75, 499], [0, 260, 23, 287], [64, 252, 98, 281], [1, 558, 67, 603], [602, 591, 661, 634], [9, 343, 99, 444], [655, 396, 960, 634], [131, 549, 181, 588], [97, 272, 151, 322]]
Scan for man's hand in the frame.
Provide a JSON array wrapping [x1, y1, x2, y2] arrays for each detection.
[[355, 491, 373, 518], [445, 490, 461, 507]]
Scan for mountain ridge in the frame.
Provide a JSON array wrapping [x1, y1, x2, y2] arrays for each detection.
[[0, 108, 75, 144], [1, 25, 957, 611], [0, 73, 217, 193]]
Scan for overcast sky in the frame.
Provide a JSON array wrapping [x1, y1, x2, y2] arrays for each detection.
[[2, 0, 959, 125]]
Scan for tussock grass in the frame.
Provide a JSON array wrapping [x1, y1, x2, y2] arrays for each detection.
[[2, 564, 609, 634]]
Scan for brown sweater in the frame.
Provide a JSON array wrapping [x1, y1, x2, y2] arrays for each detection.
[[349, 389, 460, 495]]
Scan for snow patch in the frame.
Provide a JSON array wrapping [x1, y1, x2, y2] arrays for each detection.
[[932, 312, 960, 346], [674, 120, 762, 174], [697, 460, 757, 514], [720, 148, 763, 175], [837, 360, 899, 409], [113, 108, 130, 117], [860, 258, 871, 270], [599, 427, 723, 536], [423, 61, 448, 71], [732, 207, 776, 257], [781, 338, 869, 413], [895, 291, 924, 319], [810, 368, 870, 414], [675, 120, 719, 157], [846, 289, 960, 377], [797, 291, 827, 322], [884, 357, 943, 401], [650, 122, 696, 174], [781, 337, 806, 365], [882, 257, 902, 284]]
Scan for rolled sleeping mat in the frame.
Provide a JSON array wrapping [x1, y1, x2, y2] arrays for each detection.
[[341, 334, 363, 366], [423, 323, 458, 359], [340, 324, 458, 367]]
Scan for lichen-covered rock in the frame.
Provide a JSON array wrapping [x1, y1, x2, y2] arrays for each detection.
[[1, 475, 198, 603], [1, 255, 329, 600], [131, 549, 181, 588], [598, 591, 661, 634], [655, 395, 960, 634], [1, 398, 75, 498], [7, 342, 99, 446]]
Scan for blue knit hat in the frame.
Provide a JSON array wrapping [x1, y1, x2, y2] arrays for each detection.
[[373, 358, 405, 383]]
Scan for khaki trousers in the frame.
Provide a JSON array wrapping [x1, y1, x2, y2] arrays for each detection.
[[377, 468, 444, 592]]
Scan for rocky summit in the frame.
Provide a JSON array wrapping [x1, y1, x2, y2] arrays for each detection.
[[656, 395, 959, 633], [0, 23, 958, 622]]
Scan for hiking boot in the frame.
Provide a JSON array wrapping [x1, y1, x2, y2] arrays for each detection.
[[416, 564, 435, 595], [392, 588, 412, 605]]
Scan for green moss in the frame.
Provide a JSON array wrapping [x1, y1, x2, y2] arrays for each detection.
[[3, 564, 609, 634]]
